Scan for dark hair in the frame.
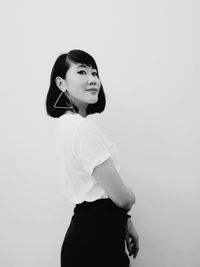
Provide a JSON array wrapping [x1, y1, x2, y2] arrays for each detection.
[[45, 49, 106, 118]]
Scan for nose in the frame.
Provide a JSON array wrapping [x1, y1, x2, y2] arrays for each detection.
[[87, 73, 96, 85]]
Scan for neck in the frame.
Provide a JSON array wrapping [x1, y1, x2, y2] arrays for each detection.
[[78, 108, 87, 118], [64, 107, 87, 118]]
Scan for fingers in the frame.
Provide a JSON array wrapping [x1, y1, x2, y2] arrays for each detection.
[[126, 236, 134, 256], [129, 236, 139, 258], [125, 236, 132, 254], [134, 240, 139, 258], [133, 243, 139, 258]]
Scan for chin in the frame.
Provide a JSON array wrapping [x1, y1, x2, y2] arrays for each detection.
[[88, 97, 98, 104]]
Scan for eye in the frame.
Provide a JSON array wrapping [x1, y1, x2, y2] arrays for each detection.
[[92, 72, 98, 76], [77, 70, 86, 75]]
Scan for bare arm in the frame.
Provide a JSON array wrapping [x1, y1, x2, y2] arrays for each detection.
[[124, 186, 136, 211], [92, 158, 136, 211]]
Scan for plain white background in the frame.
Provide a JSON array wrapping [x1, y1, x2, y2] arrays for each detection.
[[0, 0, 199, 266]]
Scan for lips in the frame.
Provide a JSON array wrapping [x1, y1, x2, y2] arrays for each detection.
[[86, 88, 98, 92]]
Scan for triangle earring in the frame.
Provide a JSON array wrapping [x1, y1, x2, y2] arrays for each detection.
[[54, 91, 74, 110]]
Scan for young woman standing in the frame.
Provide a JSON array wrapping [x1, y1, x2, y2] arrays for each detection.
[[46, 49, 139, 267]]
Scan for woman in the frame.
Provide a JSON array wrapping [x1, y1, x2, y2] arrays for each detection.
[[46, 49, 139, 267]]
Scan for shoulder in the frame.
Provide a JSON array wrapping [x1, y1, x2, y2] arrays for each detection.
[[57, 113, 106, 141], [56, 113, 86, 129], [76, 117, 103, 136]]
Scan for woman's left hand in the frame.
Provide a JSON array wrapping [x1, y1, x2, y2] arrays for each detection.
[[125, 218, 139, 259]]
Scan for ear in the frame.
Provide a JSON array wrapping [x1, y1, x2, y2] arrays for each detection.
[[55, 76, 66, 92]]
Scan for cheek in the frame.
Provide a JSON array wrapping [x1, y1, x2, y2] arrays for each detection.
[[97, 79, 101, 87], [70, 80, 83, 91]]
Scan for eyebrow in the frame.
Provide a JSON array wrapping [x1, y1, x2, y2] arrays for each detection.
[[77, 64, 87, 68], [77, 64, 97, 71]]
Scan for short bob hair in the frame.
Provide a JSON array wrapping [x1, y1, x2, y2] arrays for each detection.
[[45, 49, 106, 118]]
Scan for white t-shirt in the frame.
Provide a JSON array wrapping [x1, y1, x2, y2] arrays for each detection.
[[54, 113, 120, 204]]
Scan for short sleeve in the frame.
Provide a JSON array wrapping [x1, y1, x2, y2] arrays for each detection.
[[73, 119, 111, 176]]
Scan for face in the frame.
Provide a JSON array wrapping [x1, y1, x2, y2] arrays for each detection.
[[61, 62, 101, 110]]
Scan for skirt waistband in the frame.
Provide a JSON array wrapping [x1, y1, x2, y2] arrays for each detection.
[[73, 198, 129, 221]]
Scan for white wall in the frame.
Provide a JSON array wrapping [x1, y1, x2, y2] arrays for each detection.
[[1, 0, 199, 266]]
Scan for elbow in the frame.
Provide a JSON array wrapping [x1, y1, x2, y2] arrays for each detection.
[[124, 199, 135, 211], [132, 194, 136, 205], [118, 192, 136, 211]]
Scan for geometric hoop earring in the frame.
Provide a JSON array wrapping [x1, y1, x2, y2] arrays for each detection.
[[54, 91, 74, 110]]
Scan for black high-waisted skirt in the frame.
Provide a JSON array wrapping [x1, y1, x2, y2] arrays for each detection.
[[61, 198, 130, 267]]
